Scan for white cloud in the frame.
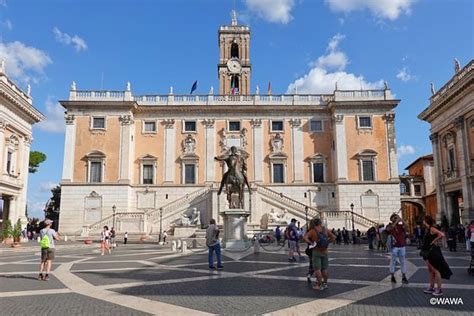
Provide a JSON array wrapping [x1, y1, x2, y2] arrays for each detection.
[[396, 67, 412, 82], [36, 97, 65, 133], [324, 0, 415, 20], [53, 27, 87, 52], [287, 34, 383, 94], [0, 41, 52, 83], [244, 0, 295, 24], [39, 181, 58, 193], [27, 201, 46, 218], [398, 144, 416, 156]]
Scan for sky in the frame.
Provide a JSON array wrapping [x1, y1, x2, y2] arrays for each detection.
[[0, 0, 472, 218]]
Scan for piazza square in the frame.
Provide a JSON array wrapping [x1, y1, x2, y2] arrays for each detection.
[[0, 1, 473, 315]]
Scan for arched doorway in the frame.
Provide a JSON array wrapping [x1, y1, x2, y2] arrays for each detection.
[[401, 200, 425, 235]]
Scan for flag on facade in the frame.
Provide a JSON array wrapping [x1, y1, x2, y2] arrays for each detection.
[[267, 81, 271, 95], [190, 80, 198, 94]]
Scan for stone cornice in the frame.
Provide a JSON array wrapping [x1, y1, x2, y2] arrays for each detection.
[[419, 59, 474, 122], [0, 79, 44, 123]]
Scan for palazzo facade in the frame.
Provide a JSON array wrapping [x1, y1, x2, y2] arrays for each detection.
[[0, 63, 44, 232], [419, 60, 474, 225], [59, 14, 401, 236]]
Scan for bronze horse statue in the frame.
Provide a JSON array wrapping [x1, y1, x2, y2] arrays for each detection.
[[215, 146, 251, 209]]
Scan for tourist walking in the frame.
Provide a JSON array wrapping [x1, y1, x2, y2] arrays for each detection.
[[38, 219, 60, 281], [123, 232, 128, 245], [447, 225, 457, 252], [415, 224, 424, 249], [386, 214, 409, 284], [100, 226, 111, 255], [342, 227, 349, 245], [469, 220, 474, 251], [336, 229, 342, 245], [163, 230, 168, 243], [420, 215, 452, 296], [110, 227, 116, 248], [287, 218, 299, 262], [305, 221, 316, 282], [303, 218, 336, 290], [367, 226, 376, 250], [466, 222, 472, 251], [206, 219, 223, 269], [275, 225, 282, 244]]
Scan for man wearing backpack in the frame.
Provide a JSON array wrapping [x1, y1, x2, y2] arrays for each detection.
[[303, 218, 335, 290], [38, 219, 60, 281], [287, 219, 299, 262]]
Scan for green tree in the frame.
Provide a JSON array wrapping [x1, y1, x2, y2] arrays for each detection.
[[29, 151, 47, 173], [44, 185, 61, 230]]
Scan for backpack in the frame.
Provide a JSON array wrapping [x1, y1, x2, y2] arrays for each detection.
[[317, 230, 329, 248], [39, 230, 51, 249]]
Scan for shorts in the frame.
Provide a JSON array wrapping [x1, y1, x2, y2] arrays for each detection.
[[289, 240, 298, 251], [312, 251, 328, 271], [41, 248, 55, 262]]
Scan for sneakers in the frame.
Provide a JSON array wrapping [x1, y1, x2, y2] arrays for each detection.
[[38, 273, 43, 281], [209, 266, 216, 269], [321, 282, 328, 289], [306, 273, 312, 282], [423, 287, 435, 294], [432, 289, 443, 296], [391, 275, 396, 283], [43, 274, 49, 281], [402, 276, 409, 284]]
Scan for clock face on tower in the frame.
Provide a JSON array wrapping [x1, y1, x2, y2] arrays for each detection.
[[227, 58, 242, 74]]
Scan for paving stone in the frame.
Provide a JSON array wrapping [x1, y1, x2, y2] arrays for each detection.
[[71, 261, 151, 271], [0, 293, 150, 316], [0, 274, 65, 292], [408, 269, 474, 285], [112, 276, 363, 315], [0, 264, 60, 273]]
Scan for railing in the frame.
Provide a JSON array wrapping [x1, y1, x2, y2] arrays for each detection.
[[86, 211, 145, 234], [334, 90, 391, 101], [254, 184, 321, 218], [322, 210, 378, 228], [146, 186, 211, 222], [431, 60, 474, 103]]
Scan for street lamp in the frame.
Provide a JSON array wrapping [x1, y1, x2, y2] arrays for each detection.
[[350, 203, 355, 244], [305, 206, 309, 228], [112, 205, 116, 229], [159, 207, 163, 244]]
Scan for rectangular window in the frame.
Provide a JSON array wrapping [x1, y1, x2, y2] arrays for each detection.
[[144, 121, 156, 132], [90, 162, 102, 182], [184, 164, 196, 184], [313, 162, 324, 183], [92, 117, 105, 129], [184, 121, 196, 132], [362, 160, 374, 181], [228, 121, 240, 132], [414, 184, 421, 196], [358, 116, 372, 128], [273, 163, 284, 183], [6, 151, 12, 174], [310, 120, 323, 132], [143, 164, 154, 184], [271, 120, 284, 132], [448, 148, 456, 170]]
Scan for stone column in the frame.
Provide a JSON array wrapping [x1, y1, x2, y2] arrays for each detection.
[[333, 115, 348, 180], [454, 116, 473, 223], [430, 133, 446, 222], [118, 115, 134, 183], [250, 119, 263, 182], [17, 136, 32, 225], [383, 113, 399, 179], [203, 119, 216, 183], [290, 118, 303, 182], [163, 119, 176, 183], [0, 119, 6, 174], [7, 196, 18, 224], [61, 114, 76, 182]]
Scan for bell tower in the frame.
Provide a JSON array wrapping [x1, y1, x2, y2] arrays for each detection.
[[218, 10, 251, 95]]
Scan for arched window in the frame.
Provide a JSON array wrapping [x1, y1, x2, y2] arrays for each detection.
[[85, 151, 106, 183], [400, 182, 407, 194], [230, 75, 240, 94], [231, 42, 239, 58]]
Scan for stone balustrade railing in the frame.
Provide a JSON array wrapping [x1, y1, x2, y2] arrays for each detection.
[[69, 89, 393, 105], [86, 211, 146, 234], [254, 184, 320, 218], [431, 60, 473, 103], [322, 210, 378, 228]]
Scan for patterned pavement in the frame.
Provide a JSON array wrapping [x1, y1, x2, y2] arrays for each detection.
[[0, 241, 472, 315]]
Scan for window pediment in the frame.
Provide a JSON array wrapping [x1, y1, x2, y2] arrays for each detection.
[[357, 149, 377, 157], [85, 150, 106, 159]]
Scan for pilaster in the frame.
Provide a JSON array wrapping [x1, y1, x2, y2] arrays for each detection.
[[290, 118, 303, 182], [454, 116, 473, 222], [163, 119, 176, 183], [118, 115, 134, 183], [62, 114, 76, 182], [383, 113, 399, 179], [0, 118, 5, 173], [17, 136, 31, 225], [203, 119, 216, 183], [250, 119, 263, 182], [430, 133, 446, 222], [333, 115, 348, 180]]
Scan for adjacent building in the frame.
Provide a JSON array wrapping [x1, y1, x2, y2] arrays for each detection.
[[400, 154, 437, 233], [0, 62, 44, 233], [419, 59, 474, 225], [59, 13, 401, 236]]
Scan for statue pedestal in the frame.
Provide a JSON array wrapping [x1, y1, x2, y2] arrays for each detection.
[[220, 209, 250, 250], [174, 225, 198, 238]]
